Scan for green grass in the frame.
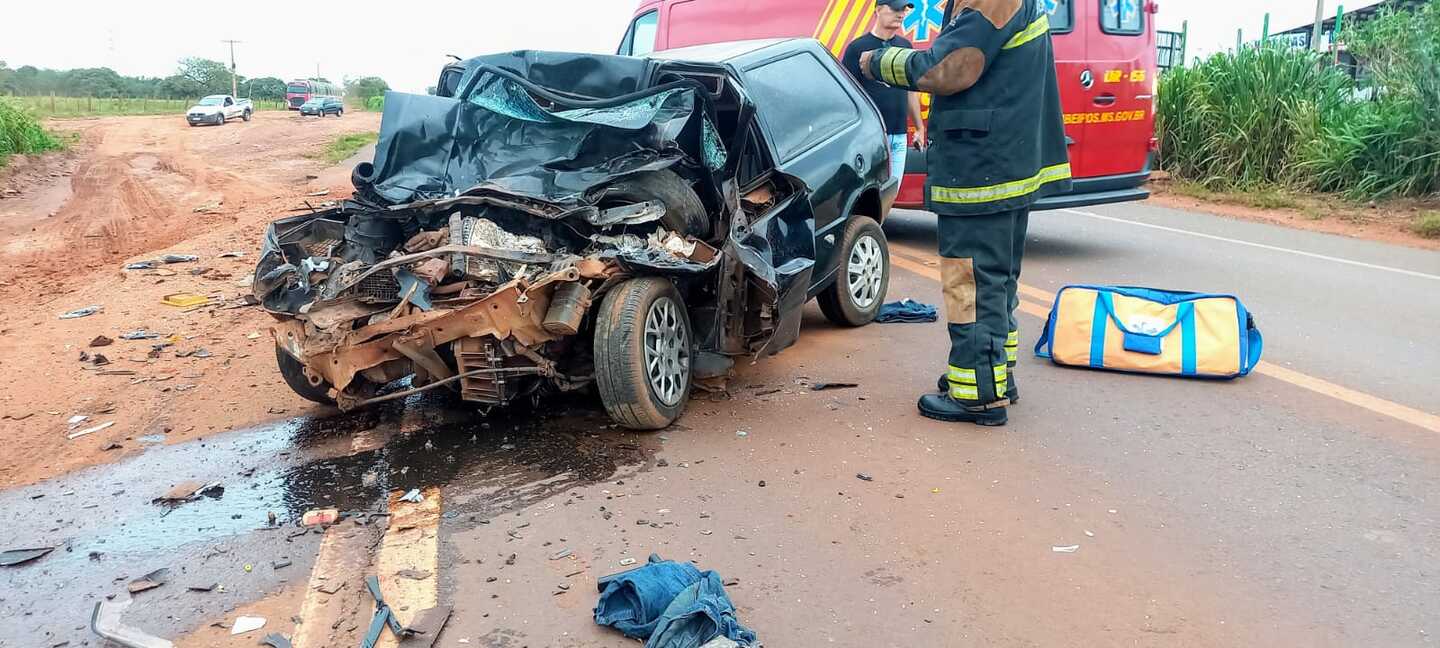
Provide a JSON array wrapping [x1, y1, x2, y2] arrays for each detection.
[[1242, 190, 1300, 210], [2, 96, 288, 119], [0, 99, 63, 167], [1169, 181, 1300, 211], [1413, 212, 1440, 239], [313, 132, 378, 164]]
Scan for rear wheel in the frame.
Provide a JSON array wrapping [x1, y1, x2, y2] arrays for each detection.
[[818, 216, 889, 326], [594, 278, 693, 430], [275, 347, 335, 405]]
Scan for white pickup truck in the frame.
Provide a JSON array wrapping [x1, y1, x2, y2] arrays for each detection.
[[186, 95, 252, 126]]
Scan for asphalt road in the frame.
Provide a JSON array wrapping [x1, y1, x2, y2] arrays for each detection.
[[2, 200, 1436, 647]]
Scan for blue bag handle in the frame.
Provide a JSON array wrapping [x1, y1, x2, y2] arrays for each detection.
[[1096, 292, 1193, 340]]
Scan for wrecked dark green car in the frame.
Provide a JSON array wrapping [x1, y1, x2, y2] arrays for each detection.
[[253, 39, 897, 429]]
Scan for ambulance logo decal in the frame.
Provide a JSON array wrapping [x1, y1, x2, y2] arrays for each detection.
[[904, 0, 947, 42]]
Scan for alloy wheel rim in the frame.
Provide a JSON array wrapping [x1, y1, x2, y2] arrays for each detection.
[[643, 297, 689, 407]]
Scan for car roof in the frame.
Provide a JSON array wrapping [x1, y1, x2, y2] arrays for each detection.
[[647, 38, 799, 65]]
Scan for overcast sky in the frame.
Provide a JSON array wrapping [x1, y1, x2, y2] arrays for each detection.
[[1, 0, 1383, 93]]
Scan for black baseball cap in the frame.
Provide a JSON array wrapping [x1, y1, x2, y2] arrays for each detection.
[[877, 0, 915, 9]]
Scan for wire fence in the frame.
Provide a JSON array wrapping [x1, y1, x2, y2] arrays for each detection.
[[1, 95, 289, 119]]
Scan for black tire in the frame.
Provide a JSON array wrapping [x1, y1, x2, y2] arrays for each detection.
[[242, 110, 251, 122], [594, 278, 693, 430], [818, 215, 890, 327], [600, 170, 710, 238], [276, 346, 335, 404]]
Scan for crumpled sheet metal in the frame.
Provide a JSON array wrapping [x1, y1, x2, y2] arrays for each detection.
[[275, 274, 569, 395]]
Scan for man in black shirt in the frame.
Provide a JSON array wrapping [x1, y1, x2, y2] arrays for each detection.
[[843, 0, 928, 184]]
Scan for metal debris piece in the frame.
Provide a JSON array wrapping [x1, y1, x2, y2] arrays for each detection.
[[548, 549, 572, 561], [272, 560, 292, 570], [399, 489, 424, 503], [405, 606, 453, 648], [811, 382, 859, 391], [260, 633, 293, 648], [1051, 545, 1080, 553], [120, 330, 161, 340], [856, 473, 874, 482], [68, 421, 115, 440], [187, 583, 217, 592], [160, 254, 199, 264], [156, 480, 221, 502], [128, 568, 171, 593], [59, 306, 102, 320], [0, 546, 55, 567], [125, 261, 158, 270], [90, 599, 175, 648], [230, 616, 266, 635]]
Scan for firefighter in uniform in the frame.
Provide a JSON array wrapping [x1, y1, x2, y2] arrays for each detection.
[[860, 0, 1070, 425]]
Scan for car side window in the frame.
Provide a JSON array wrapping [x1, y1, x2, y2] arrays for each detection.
[[620, 11, 659, 57], [744, 53, 858, 162], [225, 97, 233, 106], [1100, 0, 1143, 35]]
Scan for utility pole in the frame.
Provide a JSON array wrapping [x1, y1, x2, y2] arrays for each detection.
[[1312, 0, 1326, 51], [221, 39, 243, 98]]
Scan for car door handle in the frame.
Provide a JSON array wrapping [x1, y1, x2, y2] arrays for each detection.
[[1093, 94, 1117, 107]]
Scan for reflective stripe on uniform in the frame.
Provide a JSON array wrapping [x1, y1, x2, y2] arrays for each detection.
[[1005, 330, 1019, 362], [950, 384, 980, 400], [879, 48, 915, 87], [931, 163, 1073, 205], [947, 366, 978, 385], [1002, 15, 1051, 50], [993, 364, 1008, 383]]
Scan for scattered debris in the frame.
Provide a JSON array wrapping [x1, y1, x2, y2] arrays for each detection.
[[218, 251, 246, 258], [618, 558, 638, 566], [187, 583, 218, 592], [260, 633, 293, 648], [155, 481, 222, 502], [68, 421, 115, 439], [230, 616, 266, 635], [160, 254, 199, 264], [362, 576, 407, 648], [549, 549, 573, 561], [1051, 545, 1081, 553], [160, 293, 209, 308], [0, 546, 55, 567], [810, 382, 858, 391], [59, 306, 102, 320], [272, 559, 292, 570], [128, 568, 171, 593], [120, 330, 161, 340], [405, 606, 453, 648], [856, 473, 874, 482], [396, 568, 432, 580], [102, 442, 124, 451], [399, 489, 424, 503], [1085, 530, 1095, 537], [90, 599, 175, 648], [735, 430, 748, 438], [124, 261, 159, 270], [89, 335, 114, 347], [301, 509, 340, 526]]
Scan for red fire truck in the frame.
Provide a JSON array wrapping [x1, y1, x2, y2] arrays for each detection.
[[620, 0, 1157, 210]]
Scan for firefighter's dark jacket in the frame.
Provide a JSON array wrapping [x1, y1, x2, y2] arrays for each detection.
[[865, 0, 1072, 216]]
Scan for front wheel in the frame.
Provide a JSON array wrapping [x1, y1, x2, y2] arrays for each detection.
[[594, 278, 693, 430], [276, 347, 335, 404], [817, 215, 889, 326], [242, 110, 251, 122], [217, 113, 225, 126]]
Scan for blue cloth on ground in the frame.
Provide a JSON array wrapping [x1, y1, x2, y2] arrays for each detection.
[[594, 555, 756, 648], [876, 299, 938, 323]]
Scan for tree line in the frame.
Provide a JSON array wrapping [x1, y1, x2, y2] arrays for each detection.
[[0, 58, 389, 104]]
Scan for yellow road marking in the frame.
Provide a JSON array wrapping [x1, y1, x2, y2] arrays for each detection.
[[887, 241, 1440, 434], [375, 487, 442, 647], [294, 525, 377, 648]]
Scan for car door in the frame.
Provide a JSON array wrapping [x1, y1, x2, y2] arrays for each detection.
[[740, 49, 866, 292]]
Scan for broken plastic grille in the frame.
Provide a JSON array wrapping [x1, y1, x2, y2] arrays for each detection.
[[355, 273, 400, 302]]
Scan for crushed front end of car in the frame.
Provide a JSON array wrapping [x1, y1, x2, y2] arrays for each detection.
[[254, 51, 817, 429]]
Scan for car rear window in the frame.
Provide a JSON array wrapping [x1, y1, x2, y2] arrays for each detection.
[[745, 53, 858, 162], [1100, 0, 1143, 35], [620, 10, 659, 56]]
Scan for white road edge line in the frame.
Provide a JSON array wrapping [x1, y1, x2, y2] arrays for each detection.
[[1060, 208, 1440, 282]]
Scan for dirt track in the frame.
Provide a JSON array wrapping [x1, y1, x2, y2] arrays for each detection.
[[0, 111, 380, 487]]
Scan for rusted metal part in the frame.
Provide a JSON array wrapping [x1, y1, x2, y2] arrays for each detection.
[[278, 268, 583, 394], [326, 244, 564, 300], [542, 283, 592, 335], [345, 367, 546, 410]]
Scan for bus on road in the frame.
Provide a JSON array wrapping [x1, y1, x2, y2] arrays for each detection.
[[285, 79, 340, 110]]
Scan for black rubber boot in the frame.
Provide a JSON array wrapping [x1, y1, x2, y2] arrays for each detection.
[[937, 373, 1019, 404], [917, 393, 1008, 426]]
